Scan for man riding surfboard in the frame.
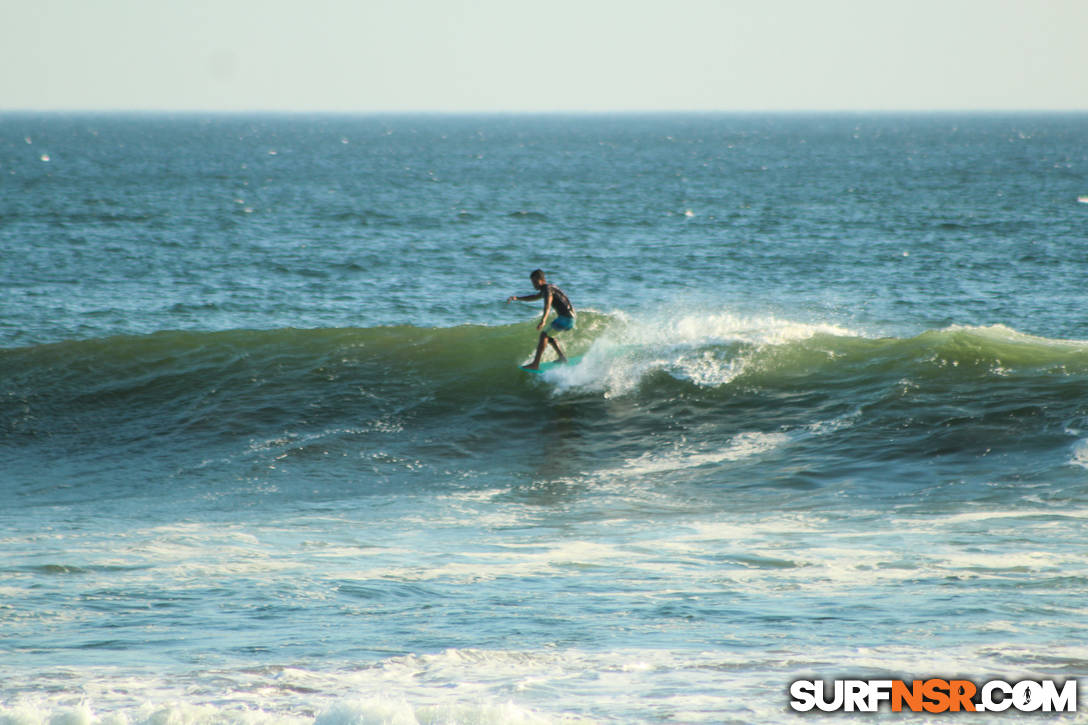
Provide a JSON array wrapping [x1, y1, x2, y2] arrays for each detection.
[[506, 269, 575, 370]]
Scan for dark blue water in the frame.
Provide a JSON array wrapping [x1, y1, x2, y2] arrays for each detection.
[[2, 113, 1088, 724]]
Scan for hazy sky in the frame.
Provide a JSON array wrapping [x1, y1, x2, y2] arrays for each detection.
[[3, 0, 1087, 112]]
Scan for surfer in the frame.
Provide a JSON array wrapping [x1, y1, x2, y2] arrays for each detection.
[[506, 269, 575, 370]]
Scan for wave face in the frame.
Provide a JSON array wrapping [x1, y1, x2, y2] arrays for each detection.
[[6, 313, 1088, 507]]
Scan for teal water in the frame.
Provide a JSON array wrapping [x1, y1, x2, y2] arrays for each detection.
[[2, 113, 1088, 723]]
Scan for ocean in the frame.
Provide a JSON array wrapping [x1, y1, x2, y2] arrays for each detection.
[[2, 112, 1087, 723]]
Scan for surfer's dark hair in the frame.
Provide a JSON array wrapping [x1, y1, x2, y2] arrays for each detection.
[[530, 269, 546, 283]]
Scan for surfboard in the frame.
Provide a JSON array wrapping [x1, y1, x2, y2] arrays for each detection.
[[521, 355, 583, 374]]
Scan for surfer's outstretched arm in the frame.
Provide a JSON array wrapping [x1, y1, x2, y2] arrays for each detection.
[[506, 292, 542, 303]]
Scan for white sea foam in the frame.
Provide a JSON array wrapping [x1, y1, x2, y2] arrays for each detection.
[[546, 309, 863, 397], [3, 639, 1074, 725], [1070, 438, 1088, 469], [0, 664, 579, 725], [314, 698, 558, 725], [618, 431, 790, 476], [622, 310, 858, 349], [6, 498, 1087, 723]]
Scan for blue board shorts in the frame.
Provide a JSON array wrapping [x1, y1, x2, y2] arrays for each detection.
[[547, 316, 575, 335]]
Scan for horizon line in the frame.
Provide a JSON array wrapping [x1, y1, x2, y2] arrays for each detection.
[[3, 107, 1087, 116]]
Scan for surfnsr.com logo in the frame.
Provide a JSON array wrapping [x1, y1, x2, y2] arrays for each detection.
[[789, 679, 1077, 713]]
